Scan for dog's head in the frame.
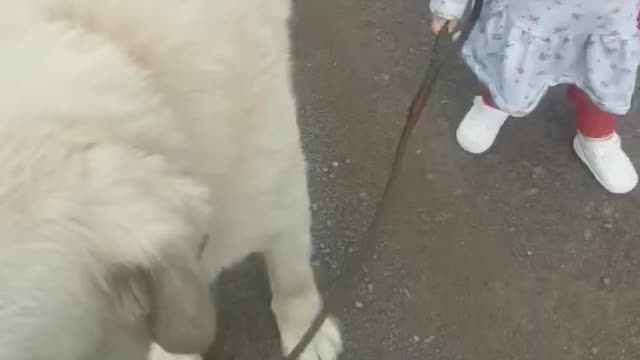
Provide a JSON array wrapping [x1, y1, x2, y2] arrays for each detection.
[[78, 144, 218, 355], [152, 235, 215, 354], [111, 233, 215, 355], [150, 233, 215, 354]]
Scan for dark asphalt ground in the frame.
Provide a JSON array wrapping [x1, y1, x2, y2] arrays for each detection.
[[208, 1, 640, 359]]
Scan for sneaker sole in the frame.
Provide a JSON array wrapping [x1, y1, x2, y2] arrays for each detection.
[[573, 137, 636, 194]]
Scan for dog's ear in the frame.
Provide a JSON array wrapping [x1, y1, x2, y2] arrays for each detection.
[[147, 248, 216, 354], [112, 238, 215, 355]]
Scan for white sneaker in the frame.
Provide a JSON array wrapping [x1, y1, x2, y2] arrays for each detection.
[[573, 133, 638, 194], [456, 96, 510, 154]]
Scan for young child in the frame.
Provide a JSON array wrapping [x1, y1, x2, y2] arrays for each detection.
[[430, 0, 640, 194]]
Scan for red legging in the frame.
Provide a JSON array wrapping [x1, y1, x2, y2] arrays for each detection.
[[481, 87, 616, 139]]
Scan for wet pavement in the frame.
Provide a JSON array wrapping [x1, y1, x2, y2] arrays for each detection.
[[208, 0, 640, 359]]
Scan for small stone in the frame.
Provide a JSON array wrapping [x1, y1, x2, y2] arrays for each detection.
[[585, 201, 595, 212], [526, 188, 539, 196], [345, 159, 352, 164], [413, 336, 420, 343], [532, 166, 547, 180], [332, 161, 339, 167], [321, 167, 329, 172], [591, 347, 599, 355], [367, 283, 374, 292], [601, 276, 611, 287], [526, 250, 533, 256], [354, 301, 364, 309], [603, 222, 613, 230], [603, 206, 614, 217], [416, 149, 423, 155], [329, 173, 336, 179], [424, 335, 435, 344], [359, 192, 368, 199]]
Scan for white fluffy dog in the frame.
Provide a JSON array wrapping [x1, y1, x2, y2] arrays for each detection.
[[0, 1, 342, 360]]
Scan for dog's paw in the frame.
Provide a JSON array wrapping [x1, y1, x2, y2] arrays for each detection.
[[280, 316, 343, 360], [148, 343, 203, 360]]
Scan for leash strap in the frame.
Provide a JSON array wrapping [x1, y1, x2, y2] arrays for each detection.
[[283, 1, 484, 359]]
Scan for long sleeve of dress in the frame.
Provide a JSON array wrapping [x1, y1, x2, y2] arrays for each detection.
[[429, 0, 469, 20]]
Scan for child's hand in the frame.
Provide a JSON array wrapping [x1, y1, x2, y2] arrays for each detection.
[[431, 16, 460, 39]]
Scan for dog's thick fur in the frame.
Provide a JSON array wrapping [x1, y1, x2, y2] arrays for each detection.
[[0, 1, 342, 359]]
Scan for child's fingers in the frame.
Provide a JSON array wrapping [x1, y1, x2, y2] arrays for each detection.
[[447, 20, 458, 33], [431, 17, 455, 34], [430, 17, 447, 34], [431, 18, 460, 37]]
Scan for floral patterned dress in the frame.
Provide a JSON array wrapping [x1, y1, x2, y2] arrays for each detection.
[[430, 0, 640, 117]]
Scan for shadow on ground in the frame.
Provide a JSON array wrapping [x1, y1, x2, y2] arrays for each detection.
[[207, 0, 640, 359]]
